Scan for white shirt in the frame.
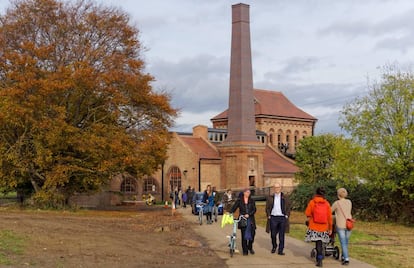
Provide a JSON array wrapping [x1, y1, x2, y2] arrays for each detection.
[[271, 193, 284, 216]]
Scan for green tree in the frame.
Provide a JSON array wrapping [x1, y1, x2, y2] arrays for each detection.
[[294, 134, 372, 218], [330, 136, 367, 186], [295, 134, 337, 184], [295, 134, 364, 185], [340, 66, 414, 221], [0, 0, 177, 206]]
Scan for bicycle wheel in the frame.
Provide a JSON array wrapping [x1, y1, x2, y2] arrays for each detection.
[[199, 209, 203, 225], [229, 237, 235, 257], [310, 248, 317, 259]]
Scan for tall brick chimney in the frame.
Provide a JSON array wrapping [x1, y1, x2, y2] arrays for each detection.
[[225, 3, 257, 144], [218, 3, 264, 190]]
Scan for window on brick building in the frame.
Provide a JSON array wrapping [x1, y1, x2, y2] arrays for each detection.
[[168, 166, 182, 192], [143, 177, 157, 192], [277, 131, 282, 149], [294, 131, 299, 150], [269, 129, 274, 145], [120, 176, 137, 193]]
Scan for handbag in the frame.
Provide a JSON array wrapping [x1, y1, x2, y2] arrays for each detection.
[[239, 202, 249, 228], [238, 218, 247, 228], [346, 218, 355, 230], [338, 202, 355, 230]]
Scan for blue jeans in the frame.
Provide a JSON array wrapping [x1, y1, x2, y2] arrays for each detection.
[[336, 228, 351, 261]]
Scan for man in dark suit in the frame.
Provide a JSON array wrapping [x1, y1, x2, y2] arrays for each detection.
[[265, 183, 291, 255]]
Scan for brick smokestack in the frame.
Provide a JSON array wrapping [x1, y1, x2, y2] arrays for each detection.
[[226, 3, 257, 143]]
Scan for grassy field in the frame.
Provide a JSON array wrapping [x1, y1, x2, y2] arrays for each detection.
[[255, 202, 414, 268], [0, 230, 25, 265]]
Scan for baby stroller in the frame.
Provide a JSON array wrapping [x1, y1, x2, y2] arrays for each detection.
[[310, 215, 340, 260]]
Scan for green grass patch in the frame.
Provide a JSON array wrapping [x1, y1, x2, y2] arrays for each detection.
[[289, 222, 307, 241], [348, 229, 379, 243], [0, 230, 26, 265], [0, 191, 16, 198]]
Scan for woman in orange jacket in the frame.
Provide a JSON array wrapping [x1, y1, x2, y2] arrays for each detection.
[[305, 187, 333, 267]]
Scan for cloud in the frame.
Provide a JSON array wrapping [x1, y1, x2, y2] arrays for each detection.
[[261, 56, 326, 83], [375, 35, 414, 53], [148, 54, 229, 113], [170, 110, 220, 132], [318, 3, 414, 53]]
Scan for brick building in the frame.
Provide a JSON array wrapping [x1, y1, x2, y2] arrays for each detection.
[[70, 3, 316, 208]]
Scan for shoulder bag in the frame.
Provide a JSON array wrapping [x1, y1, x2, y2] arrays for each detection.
[[338, 202, 355, 230]]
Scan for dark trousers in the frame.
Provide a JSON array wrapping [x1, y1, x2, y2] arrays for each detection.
[[240, 227, 255, 254], [315, 240, 323, 260], [270, 216, 286, 253], [205, 212, 211, 221]]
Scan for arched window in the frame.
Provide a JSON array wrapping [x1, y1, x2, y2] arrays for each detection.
[[294, 130, 299, 149], [286, 130, 292, 147], [269, 128, 275, 145], [168, 166, 182, 192], [277, 129, 283, 149], [120, 176, 137, 193]]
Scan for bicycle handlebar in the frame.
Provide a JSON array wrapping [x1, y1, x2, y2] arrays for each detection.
[[231, 214, 247, 222]]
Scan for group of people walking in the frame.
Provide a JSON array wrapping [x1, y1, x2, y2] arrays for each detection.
[[222, 183, 352, 267], [305, 186, 353, 266], [171, 186, 195, 209]]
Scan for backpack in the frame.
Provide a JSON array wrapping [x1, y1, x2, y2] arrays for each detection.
[[313, 200, 328, 224]]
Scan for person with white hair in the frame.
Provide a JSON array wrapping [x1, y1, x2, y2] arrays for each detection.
[[331, 188, 353, 266], [265, 183, 291, 255]]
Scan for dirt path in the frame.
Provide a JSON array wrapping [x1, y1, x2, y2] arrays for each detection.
[[0, 207, 226, 268]]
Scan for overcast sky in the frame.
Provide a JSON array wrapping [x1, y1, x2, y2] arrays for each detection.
[[2, 0, 414, 134]]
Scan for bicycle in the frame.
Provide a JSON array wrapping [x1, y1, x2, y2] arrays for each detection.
[[196, 202, 207, 225], [227, 214, 247, 257]]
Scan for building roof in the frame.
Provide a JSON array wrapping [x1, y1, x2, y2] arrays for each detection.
[[263, 146, 298, 174], [179, 134, 297, 175], [212, 89, 317, 121], [179, 136, 220, 159]]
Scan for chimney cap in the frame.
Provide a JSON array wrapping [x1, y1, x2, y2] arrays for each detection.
[[232, 3, 250, 23]]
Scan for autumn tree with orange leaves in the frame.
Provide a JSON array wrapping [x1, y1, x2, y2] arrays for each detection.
[[0, 0, 177, 207]]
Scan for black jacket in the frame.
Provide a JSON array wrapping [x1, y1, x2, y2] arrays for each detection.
[[230, 197, 257, 229], [265, 192, 291, 233]]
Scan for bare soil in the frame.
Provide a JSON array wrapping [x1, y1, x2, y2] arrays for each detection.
[[0, 206, 226, 268]]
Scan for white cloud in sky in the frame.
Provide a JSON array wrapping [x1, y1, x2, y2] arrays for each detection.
[[171, 110, 220, 133]]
